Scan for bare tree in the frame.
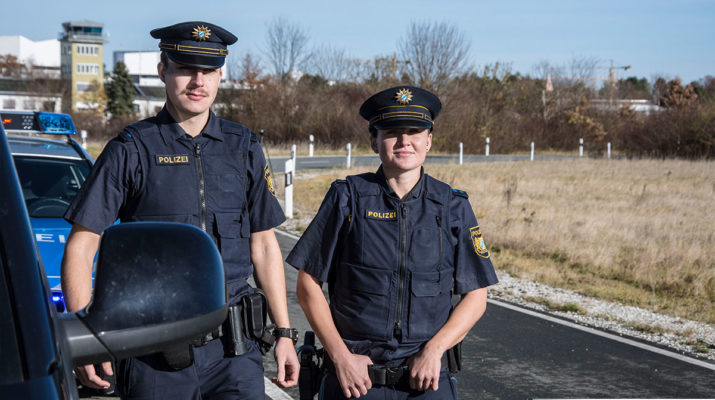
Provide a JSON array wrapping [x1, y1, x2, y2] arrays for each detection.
[[398, 21, 471, 91], [568, 56, 599, 87], [308, 45, 364, 83], [264, 17, 310, 83]]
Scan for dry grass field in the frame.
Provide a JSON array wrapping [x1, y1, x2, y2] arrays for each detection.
[[281, 159, 715, 325]]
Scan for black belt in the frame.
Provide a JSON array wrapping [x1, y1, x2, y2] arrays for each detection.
[[190, 301, 245, 347], [190, 324, 224, 347], [325, 353, 449, 386]]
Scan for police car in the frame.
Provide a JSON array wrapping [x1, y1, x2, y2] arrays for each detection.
[[2, 111, 93, 312]]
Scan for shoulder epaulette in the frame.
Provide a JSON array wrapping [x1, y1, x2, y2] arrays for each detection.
[[118, 129, 135, 142], [452, 188, 469, 199], [333, 178, 347, 185]]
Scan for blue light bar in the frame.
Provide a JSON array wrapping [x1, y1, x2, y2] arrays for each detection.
[[52, 295, 62, 302], [1, 111, 78, 135], [37, 112, 77, 135]]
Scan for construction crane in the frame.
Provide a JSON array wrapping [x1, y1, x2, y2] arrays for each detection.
[[597, 60, 631, 101], [602, 59, 631, 88]]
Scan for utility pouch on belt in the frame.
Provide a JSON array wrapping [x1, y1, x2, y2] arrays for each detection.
[[239, 289, 275, 355], [227, 304, 248, 356], [297, 331, 325, 400], [446, 341, 462, 373]]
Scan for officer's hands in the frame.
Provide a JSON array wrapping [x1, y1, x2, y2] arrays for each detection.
[[272, 337, 299, 388], [74, 362, 113, 390], [407, 346, 442, 392], [334, 352, 373, 398]]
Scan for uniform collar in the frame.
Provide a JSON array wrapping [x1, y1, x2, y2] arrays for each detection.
[[157, 107, 223, 143], [376, 166, 425, 201]]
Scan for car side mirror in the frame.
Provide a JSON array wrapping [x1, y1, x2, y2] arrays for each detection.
[[61, 222, 227, 366]]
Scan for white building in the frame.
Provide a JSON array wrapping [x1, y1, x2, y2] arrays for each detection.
[[0, 35, 60, 77], [0, 78, 62, 112], [114, 51, 163, 86], [590, 99, 662, 115]]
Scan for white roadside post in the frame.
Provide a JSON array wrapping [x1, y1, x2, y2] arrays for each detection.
[[291, 144, 297, 166], [486, 137, 490, 157], [80, 130, 87, 149], [607, 142, 612, 159], [284, 159, 293, 219], [530, 142, 535, 161], [459, 142, 463, 165], [346, 143, 352, 169], [309, 135, 314, 157], [579, 138, 584, 157]]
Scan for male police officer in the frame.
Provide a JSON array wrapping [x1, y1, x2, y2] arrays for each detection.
[[61, 21, 299, 399], [288, 86, 498, 399]]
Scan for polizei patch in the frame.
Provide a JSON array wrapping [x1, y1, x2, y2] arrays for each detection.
[[365, 210, 397, 220], [469, 226, 489, 258], [155, 154, 190, 165]]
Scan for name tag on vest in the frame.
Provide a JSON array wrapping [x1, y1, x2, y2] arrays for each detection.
[[155, 154, 190, 165], [365, 210, 397, 220]]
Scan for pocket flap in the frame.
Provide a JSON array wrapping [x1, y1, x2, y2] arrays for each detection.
[[215, 213, 243, 238], [343, 263, 391, 295], [411, 271, 441, 297]]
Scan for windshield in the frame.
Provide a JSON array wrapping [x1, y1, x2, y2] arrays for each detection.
[[12, 156, 90, 218]]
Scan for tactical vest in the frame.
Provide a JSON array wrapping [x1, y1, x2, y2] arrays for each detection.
[[119, 117, 252, 303], [331, 173, 455, 343]]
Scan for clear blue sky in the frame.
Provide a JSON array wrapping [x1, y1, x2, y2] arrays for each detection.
[[2, 0, 713, 84]]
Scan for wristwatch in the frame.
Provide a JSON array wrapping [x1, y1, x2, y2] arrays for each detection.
[[272, 327, 299, 345]]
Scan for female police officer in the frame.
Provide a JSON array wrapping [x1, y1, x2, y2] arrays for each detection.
[[287, 86, 498, 399]]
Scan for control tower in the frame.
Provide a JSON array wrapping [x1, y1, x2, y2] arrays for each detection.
[[59, 20, 107, 111]]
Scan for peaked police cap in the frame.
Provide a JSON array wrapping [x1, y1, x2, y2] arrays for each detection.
[[150, 21, 237, 69], [359, 86, 442, 131]]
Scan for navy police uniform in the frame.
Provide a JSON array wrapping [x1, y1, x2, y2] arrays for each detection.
[[64, 22, 280, 400], [286, 86, 498, 399]]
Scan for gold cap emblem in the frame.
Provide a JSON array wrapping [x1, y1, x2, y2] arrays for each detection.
[[192, 25, 212, 41], [395, 88, 413, 104]]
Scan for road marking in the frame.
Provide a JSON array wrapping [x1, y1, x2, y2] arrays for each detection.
[[489, 299, 715, 371], [264, 377, 293, 400]]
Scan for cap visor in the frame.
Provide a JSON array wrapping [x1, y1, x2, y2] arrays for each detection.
[[166, 52, 224, 69], [372, 118, 432, 131]]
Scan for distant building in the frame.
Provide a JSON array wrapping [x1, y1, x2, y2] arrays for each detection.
[[590, 99, 662, 115], [114, 51, 163, 86], [60, 20, 107, 111], [0, 78, 63, 112], [0, 36, 63, 112], [0, 35, 60, 77]]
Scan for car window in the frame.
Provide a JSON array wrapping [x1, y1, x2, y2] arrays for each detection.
[[12, 156, 90, 218], [0, 247, 23, 384]]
